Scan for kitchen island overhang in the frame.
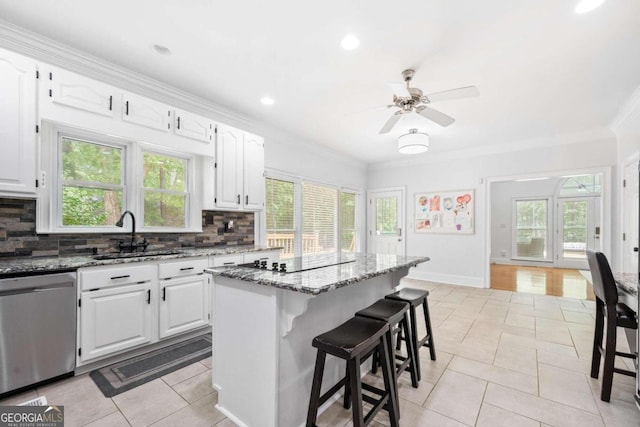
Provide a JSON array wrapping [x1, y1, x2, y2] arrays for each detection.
[[205, 253, 429, 427]]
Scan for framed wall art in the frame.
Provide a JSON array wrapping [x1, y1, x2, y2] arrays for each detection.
[[415, 189, 474, 234]]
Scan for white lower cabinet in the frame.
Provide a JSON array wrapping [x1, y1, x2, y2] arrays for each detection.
[[159, 274, 210, 339], [80, 282, 154, 361]]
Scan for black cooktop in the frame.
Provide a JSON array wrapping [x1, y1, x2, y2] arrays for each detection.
[[241, 253, 356, 273]]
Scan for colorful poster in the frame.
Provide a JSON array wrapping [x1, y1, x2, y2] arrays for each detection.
[[415, 190, 474, 234]]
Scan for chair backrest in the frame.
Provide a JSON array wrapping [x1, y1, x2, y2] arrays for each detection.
[[586, 250, 618, 305]]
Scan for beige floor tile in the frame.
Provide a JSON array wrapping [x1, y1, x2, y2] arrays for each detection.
[[423, 370, 487, 425], [500, 333, 577, 358], [476, 402, 540, 427], [590, 390, 640, 427], [315, 399, 352, 427], [587, 375, 637, 405], [563, 310, 594, 324], [505, 313, 536, 329], [484, 383, 604, 427], [200, 357, 212, 370], [436, 337, 497, 364], [449, 356, 538, 395], [84, 411, 131, 427], [37, 374, 118, 426], [536, 325, 574, 346], [511, 293, 535, 305], [417, 349, 453, 384], [0, 388, 38, 405], [538, 364, 599, 414], [113, 379, 188, 427], [494, 342, 538, 376], [364, 371, 434, 407], [151, 393, 225, 427], [537, 350, 591, 375], [371, 398, 467, 427], [161, 362, 208, 387], [171, 371, 214, 404], [435, 317, 474, 342], [213, 419, 238, 427]]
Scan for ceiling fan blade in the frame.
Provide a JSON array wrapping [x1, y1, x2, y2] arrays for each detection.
[[417, 106, 455, 127], [387, 82, 410, 98], [426, 86, 479, 103], [379, 112, 402, 134]]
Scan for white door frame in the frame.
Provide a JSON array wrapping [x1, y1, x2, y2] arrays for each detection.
[[621, 153, 640, 274], [485, 166, 612, 287], [367, 187, 406, 255]]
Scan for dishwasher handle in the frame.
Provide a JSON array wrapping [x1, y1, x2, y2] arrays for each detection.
[[0, 282, 75, 297]]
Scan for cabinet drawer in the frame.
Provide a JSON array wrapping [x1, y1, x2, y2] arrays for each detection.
[[79, 264, 157, 291], [158, 257, 208, 279], [211, 254, 245, 267]]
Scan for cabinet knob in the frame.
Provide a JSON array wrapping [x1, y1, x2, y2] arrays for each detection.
[[237, 194, 241, 204]]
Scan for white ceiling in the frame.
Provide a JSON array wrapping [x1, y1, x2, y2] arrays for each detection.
[[1, 0, 639, 164]]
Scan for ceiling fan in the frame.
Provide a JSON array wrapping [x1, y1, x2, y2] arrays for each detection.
[[380, 69, 479, 134]]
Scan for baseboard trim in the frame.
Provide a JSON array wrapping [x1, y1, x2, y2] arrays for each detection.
[[407, 270, 486, 288]]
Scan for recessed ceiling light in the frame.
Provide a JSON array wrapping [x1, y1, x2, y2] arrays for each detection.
[[152, 44, 172, 56], [575, 0, 605, 14], [341, 34, 360, 50], [260, 96, 275, 106]]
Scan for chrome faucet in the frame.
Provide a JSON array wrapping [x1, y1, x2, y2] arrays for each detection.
[[115, 211, 148, 252]]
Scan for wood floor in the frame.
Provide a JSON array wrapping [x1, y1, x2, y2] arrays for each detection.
[[490, 264, 595, 301]]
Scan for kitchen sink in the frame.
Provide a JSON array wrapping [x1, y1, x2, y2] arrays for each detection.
[[92, 250, 184, 260]]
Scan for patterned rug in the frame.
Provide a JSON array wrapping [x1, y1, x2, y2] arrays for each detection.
[[90, 335, 211, 397]]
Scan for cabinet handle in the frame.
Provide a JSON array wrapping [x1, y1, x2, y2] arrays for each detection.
[[245, 195, 248, 205], [110, 275, 130, 280], [223, 262, 235, 265], [162, 287, 166, 301], [109, 95, 113, 111], [147, 289, 151, 304], [125, 101, 129, 115], [179, 267, 194, 271], [177, 116, 181, 129], [237, 194, 241, 204]]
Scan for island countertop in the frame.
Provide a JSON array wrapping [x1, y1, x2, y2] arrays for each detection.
[[205, 252, 430, 294]]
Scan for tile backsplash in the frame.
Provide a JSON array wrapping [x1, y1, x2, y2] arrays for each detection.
[[0, 198, 254, 258]]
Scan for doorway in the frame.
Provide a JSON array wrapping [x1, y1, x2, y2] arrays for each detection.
[[556, 197, 601, 269], [622, 159, 639, 274], [367, 188, 405, 255]]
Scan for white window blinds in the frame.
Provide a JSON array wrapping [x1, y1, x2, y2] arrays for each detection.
[[302, 182, 338, 255], [265, 177, 296, 258]]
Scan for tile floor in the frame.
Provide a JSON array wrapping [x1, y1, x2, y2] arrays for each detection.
[[1, 278, 638, 426]]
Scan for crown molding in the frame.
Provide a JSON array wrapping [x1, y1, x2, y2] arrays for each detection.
[[368, 127, 616, 171], [0, 19, 252, 129], [611, 84, 640, 132]]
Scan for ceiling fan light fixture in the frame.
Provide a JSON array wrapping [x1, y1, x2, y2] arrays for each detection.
[[575, 0, 605, 14], [398, 129, 429, 154], [341, 34, 360, 50], [260, 96, 275, 105], [151, 44, 171, 56]]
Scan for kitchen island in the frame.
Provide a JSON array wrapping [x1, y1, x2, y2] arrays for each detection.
[[205, 253, 429, 427]]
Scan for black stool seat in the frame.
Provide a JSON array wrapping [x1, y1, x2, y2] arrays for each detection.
[[385, 287, 436, 381], [356, 299, 419, 389], [313, 317, 388, 359], [307, 316, 399, 427], [386, 288, 429, 306], [616, 303, 637, 329]]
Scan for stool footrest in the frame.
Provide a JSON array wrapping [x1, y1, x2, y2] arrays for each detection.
[[613, 367, 636, 377], [614, 351, 636, 359], [318, 377, 347, 407]]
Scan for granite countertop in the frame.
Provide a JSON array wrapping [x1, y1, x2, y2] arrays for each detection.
[[0, 245, 277, 278], [205, 253, 430, 295], [614, 272, 639, 297]]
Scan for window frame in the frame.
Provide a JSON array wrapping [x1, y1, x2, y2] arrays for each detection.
[[39, 123, 200, 234], [511, 197, 553, 262], [138, 147, 193, 231]]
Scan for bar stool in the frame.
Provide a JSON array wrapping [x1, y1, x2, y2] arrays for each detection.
[[386, 287, 436, 381], [306, 316, 399, 427], [356, 299, 420, 389], [586, 250, 637, 402]]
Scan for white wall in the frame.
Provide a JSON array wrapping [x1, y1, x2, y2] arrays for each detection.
[[367, 135, 617, 287]]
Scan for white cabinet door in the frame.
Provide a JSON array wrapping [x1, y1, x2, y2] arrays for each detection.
[[122, 92, 171, 132], [0, 48, 36, 196], [159, 274, 209, 338], [80, 283, 153, 362], [174, 109, 214, 143], [243, 132, 265, 210], [49, 67, 115, 117], [215, 124, 243, 209]]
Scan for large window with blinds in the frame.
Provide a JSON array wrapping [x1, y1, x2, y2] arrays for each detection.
[[265, 176, 359, 258]]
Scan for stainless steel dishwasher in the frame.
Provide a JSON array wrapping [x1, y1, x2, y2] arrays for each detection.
[[0, 272, 77, 395]]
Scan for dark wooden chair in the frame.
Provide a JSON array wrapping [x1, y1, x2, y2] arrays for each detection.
[[386, 287, 436, 381], [586, 250, 637, 402], [306, 316, 399, 427]]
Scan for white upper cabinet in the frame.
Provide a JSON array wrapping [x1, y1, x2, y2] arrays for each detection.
[[174, 109, 214, 143], [213, 124, 265, 211], [48, 67, 115, 117], [0, 48, 37, 196], [122, 92, 171, 132], [215, 124, 243, 209], [243, 132, 265, 210]]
